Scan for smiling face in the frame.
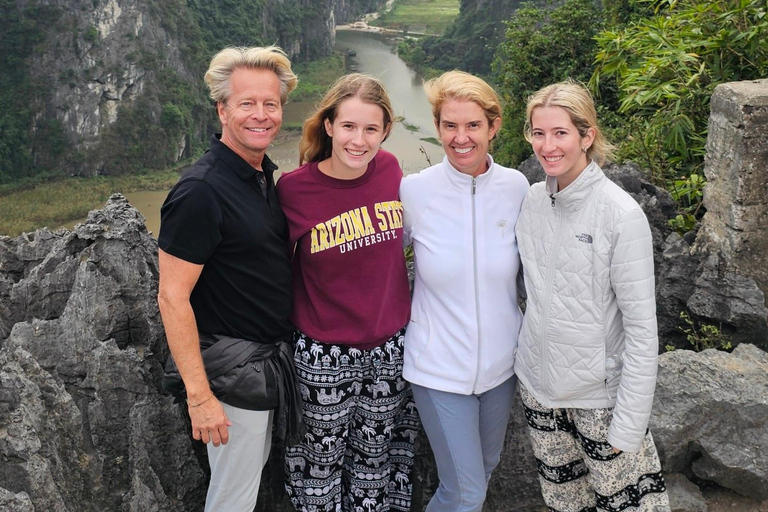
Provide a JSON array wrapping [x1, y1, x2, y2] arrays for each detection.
[[530, 105, 595, 190], [322, 96, 390, 179], [436, 99, 501, 177], [218, 67, 283, 169]]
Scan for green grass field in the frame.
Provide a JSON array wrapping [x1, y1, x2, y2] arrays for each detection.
[[0, 168, 184, 237], [370, 0, 460, 35]]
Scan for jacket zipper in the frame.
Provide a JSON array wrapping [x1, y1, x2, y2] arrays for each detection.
[[471, 176, 483, 394], [540, 192, 562, 399]]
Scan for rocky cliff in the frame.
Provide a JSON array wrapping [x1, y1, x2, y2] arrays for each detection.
[[1, 79, 767, 510], [1, 0, 385, 181]]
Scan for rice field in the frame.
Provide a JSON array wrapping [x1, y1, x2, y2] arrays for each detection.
[[369, 0, 460, 35]]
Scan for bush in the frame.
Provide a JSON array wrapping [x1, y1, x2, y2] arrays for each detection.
[[591, 0, 768, 212]]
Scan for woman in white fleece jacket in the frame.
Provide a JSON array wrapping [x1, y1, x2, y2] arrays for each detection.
[[400, 71, 529, 512], [515, 80, 670, 512]]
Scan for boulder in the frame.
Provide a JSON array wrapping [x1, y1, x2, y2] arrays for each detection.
[[652, 344, 768, 500], [666, 473, 707, 512]]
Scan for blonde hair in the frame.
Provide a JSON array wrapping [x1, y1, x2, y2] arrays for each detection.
[[204, 46, 298, 105], [524, 80, 615, 166], [299, 73, 394, 164], [424, 70, 503, 127]]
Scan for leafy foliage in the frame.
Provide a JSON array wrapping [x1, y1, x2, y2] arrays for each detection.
[[668, 311, 732, 352], [0, 2, 62, 183], [591, 0, 768, 215], [491, 0, 610, 167], [396, 0, 522, 76]]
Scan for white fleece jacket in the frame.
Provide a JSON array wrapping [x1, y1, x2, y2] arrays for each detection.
[[400, 155, 529, 395]]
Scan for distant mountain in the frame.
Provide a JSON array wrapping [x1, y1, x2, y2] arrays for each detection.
[[0, 0, 384, 182]]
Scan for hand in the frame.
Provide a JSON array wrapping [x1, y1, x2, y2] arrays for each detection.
[[188, 395, 232, 447], [612, 446, 622, 454]]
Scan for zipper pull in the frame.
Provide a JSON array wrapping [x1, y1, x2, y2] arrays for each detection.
[[472, 177, 476, 195], [549, 193, 556, 207]]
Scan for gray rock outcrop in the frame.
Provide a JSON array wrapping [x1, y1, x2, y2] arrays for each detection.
[[2, 195, 768, 510], [0, 195, 206, 511], [687, 79, 768, 349], [651, 344, 768, 501]]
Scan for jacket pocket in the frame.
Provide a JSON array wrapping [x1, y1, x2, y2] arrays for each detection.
[[603, 353, 623, 400]]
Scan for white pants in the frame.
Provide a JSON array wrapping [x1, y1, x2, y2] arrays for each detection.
[[205, 403, 273, 512]]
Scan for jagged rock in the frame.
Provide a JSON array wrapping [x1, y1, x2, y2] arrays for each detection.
[[0, 194, 206, 511], [666, 473, 707, 512], [483, 392, 545, 511], [651, 344, 768, 500], [0, 487, 34, 512]]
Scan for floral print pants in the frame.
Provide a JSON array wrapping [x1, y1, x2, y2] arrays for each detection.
[[520, 384, 670, 512]]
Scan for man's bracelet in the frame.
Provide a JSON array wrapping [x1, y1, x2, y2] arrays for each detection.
[[187, 394, 214, 408]]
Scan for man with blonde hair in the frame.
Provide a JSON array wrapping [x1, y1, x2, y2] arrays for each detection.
[[157, 46, 298, 511]]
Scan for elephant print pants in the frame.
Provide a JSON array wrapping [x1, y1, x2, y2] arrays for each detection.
[[520, 385, 670, 512], [285, 328, 419, 512]]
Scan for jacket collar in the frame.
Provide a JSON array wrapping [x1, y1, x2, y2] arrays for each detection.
[[442, 154, 496, 192], [545, 160, 604, 212], [209, 134, 278, 182]]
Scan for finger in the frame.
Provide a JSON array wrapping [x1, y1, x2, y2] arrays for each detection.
[[220, 424, 230, 445], [192, 428, 201, 441], [201, 429, 211, 444], [210, 428, 222, 447]]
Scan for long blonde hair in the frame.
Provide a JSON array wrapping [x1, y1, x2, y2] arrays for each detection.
[[524, 80, 615, 166], [299, 74, 394, 164]]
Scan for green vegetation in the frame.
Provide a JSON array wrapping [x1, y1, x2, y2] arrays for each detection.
[[0, 2, 63, 183], [291, 54, 347, 102], [397, 0, 522, 76], [492, 0, 609, 167], [0, 167, 185, 236], [370, 0, 460, 35], [591, 0, 768, 229], [666, 311, 733, 352], [489, 0, 767, 229]]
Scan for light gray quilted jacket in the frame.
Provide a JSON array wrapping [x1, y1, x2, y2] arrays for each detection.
[[514, 161, 659, 453]]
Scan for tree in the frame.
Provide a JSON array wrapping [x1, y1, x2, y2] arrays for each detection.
[[492, 0, 609, 167]]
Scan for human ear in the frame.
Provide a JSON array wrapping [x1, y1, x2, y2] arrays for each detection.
[[582, 127, 596, 151], [217, 102, 228, 125], [489, 117, 502, 140], [324, 118, 333, 137]]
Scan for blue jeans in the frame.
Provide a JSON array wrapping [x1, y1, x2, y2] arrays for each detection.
[[411, 375, 517, 512]]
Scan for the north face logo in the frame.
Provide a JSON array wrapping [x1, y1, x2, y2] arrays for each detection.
[[575, 233, 593, 244]]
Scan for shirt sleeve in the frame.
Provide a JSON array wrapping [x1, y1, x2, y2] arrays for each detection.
[[158, 179, 222, 265], [607, 207, 659, 453]]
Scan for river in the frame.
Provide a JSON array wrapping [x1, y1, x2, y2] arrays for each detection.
[[67, 29, 445, 236]]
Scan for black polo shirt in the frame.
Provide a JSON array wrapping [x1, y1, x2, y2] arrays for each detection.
[[159, 135, 293, 343]]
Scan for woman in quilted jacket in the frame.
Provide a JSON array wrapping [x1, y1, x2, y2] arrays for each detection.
[[514, 80, 671, 512]]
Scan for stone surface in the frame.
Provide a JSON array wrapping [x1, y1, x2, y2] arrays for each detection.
[[0, 195, 206, 511], [666, 473, 707, 512], [2, 192, 768, 510], [690, 78, 768, 348], [651, 344, 768, 501]]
